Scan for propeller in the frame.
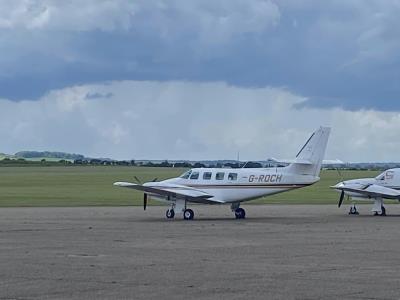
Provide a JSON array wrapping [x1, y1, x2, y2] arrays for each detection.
[[338, 190, 345, 208], [132, 176, 158, 210], [336, 168, 344, 182], [335, 167, 346, 208], [134, 176, 142, 184], [143, 193, 148, 210], [134, 176, 158, 184]]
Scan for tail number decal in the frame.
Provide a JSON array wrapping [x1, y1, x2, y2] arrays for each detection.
[[249, 174, 283, 183]]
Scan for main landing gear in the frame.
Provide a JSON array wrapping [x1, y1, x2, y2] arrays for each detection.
[[372, 198, 387, 216], [165, 205, 194, 220], [231, 203, 246, 219], [374, 206, 387, 217], [234, 208, 246, 219], [183, 209, 194, 220]]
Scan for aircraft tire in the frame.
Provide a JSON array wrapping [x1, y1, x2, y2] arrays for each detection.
[[235, 208, 246, 219], [183, 209, 194, 220], [381, 206, 387, 216], [166, 209, 175, 219]]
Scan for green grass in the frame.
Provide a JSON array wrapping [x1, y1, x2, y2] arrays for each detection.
[[0, 166, 185, 207], [0, 166, 380, 207]]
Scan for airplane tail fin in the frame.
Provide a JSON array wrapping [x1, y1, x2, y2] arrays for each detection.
[[288, 126, 331, 177]]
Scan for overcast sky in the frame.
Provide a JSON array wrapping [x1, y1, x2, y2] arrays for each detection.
[[1, 0, 400, 161]]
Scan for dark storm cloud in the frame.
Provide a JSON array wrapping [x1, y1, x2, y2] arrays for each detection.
[[0, 0, 399, 110]]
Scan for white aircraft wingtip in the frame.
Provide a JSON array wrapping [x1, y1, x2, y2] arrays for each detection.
[[113, 182, 136, 187]]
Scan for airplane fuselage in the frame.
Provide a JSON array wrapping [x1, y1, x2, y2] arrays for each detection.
[[148, 166, 320, 203]]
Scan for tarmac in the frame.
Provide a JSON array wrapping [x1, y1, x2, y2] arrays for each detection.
[[1, 204, 400, 300]]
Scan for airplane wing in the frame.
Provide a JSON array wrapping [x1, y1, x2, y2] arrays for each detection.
[[114, 182, 224, 204], [332, 183, 400, 199]]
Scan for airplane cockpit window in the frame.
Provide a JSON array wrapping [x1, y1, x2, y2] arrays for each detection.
[[190, 172, 200, 180], [203, 172, 212, 180], [180, 170, 192, 179], [375, 173, 385, 181], [216, 172, 225, 180], [228, 173, 238, 181]]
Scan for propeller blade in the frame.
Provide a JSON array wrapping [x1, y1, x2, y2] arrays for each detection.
[[144, 193, 148, 211], [338, 190, 345, 208], [134, 176, 142, 184]]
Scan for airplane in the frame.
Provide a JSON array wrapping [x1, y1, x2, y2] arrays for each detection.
[[114, 126, 331, 220], [332, 169, 400, 216]]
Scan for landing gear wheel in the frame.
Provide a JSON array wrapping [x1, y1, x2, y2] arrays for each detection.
[[183, 209, 194, 220], [381, 206, 387, 216], [349, 205, 359, 215], [166, 209, 175, 219], [235, 208, 246, 219]]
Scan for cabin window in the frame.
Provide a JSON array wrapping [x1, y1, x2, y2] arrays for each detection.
[[190, 172, 200, 180], [386, 171, 395, 180], [180, 170, 192, 179], [228, 173, 238, 181], [203, 172, 212, 180], [216, 172, 225, 180]]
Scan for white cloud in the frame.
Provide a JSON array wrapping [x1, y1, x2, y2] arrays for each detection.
[[1, 80, 400, 162]]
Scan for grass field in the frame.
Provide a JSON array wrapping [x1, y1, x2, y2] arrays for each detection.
[[0, 166, 382, 207]]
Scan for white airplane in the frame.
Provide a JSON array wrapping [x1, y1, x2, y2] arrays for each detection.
[[332, 169, 400, 216], [114, 126, 331, 220]]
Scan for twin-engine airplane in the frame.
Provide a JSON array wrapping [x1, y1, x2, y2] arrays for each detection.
[[114, 127, 331, 220], [332, 169, 400, 216]]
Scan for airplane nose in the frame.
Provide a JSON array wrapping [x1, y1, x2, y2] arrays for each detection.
[[332, 182, 345, 189]]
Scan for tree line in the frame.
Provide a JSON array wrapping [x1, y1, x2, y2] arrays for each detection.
[[0, 158, 264, 169]]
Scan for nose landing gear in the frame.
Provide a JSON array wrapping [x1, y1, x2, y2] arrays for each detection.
[[349, 205, 359, 215], [166, 209, 175, 219]]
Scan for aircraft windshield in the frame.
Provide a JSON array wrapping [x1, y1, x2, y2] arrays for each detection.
[[180, 170, 192, 179], [375, 172, 385, 181], [375, 170, 395, 181]]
